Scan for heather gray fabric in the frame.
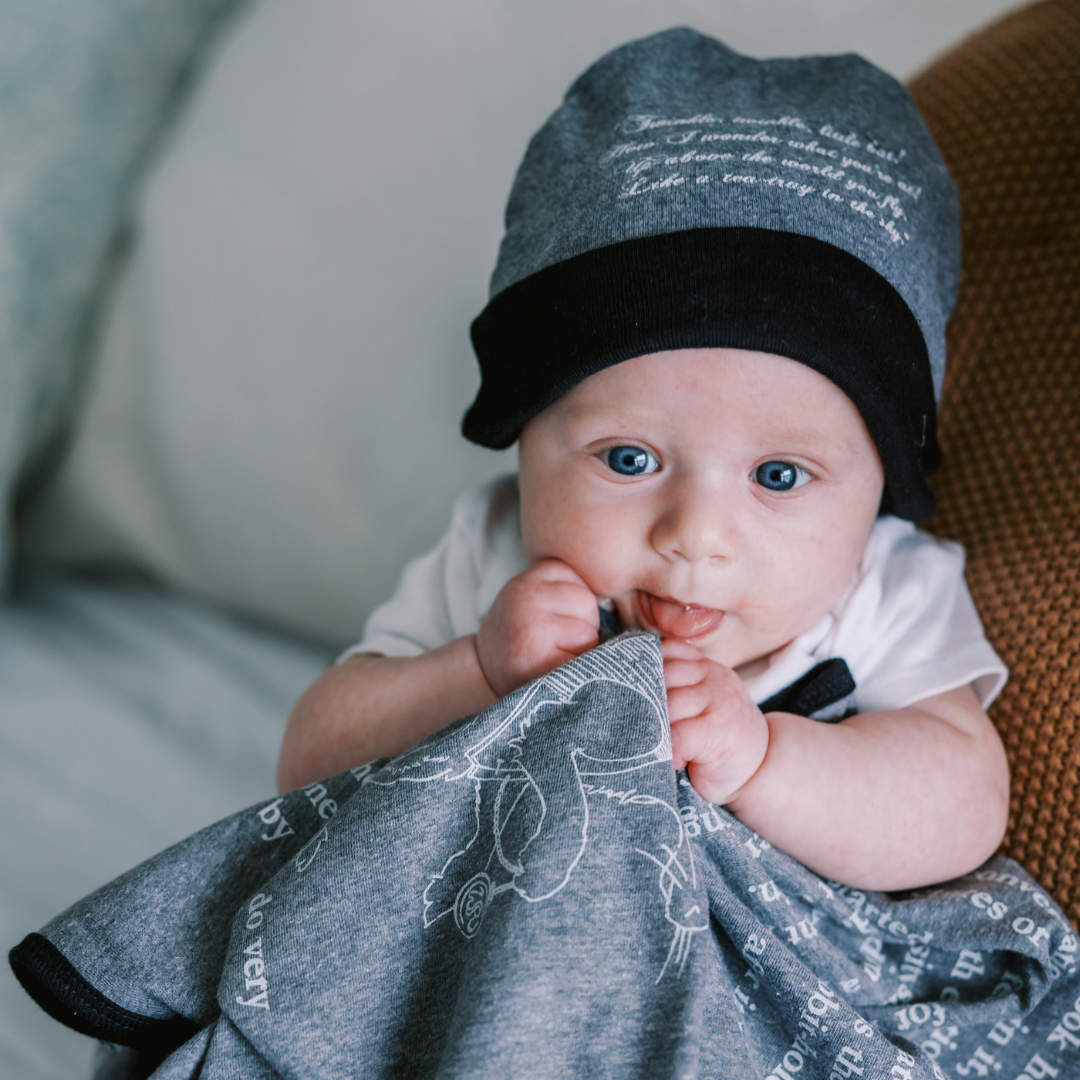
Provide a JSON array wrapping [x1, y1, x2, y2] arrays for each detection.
[[491, 27, 959, 399], [20, 634, 1080, 1079]]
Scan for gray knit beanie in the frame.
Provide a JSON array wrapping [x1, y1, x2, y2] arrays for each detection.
[[462, 28, 961, 521]]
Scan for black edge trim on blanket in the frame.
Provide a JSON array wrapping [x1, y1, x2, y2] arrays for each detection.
[[464, 227, 939, 521], [759, 658, 856, 721], [8, 933, 200, 1053]]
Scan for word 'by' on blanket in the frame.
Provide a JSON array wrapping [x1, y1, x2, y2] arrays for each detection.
[[9, 633, 1080, 1079]]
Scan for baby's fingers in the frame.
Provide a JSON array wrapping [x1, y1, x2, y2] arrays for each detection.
[[529, 558, 591, 588], [539, 580, 601, 626], [549, 613, 600, 655], [660, 638, 703, 662], [666, 682, 712, 723], [669, 714, 727, 772], [663, 656, 709, 690]]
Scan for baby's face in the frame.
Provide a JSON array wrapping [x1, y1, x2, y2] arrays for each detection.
[[518, 348, 885, 674]]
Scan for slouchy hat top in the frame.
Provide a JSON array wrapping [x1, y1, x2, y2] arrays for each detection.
[[463, 28, 961, 520]]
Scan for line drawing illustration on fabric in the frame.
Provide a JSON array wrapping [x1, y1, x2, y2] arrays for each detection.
[[362, 635, 709, 982]]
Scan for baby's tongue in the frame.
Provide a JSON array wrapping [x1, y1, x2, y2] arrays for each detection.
[[644, 594, 724, 638]]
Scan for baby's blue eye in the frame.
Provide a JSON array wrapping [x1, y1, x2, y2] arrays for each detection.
[[606, 445, 659, 476], [753, 460, 810, 491]]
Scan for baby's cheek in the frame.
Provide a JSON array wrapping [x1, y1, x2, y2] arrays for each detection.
[[553, 536, 639, 601], [747, 540, 854, 641], [780, 507, 873, 609]]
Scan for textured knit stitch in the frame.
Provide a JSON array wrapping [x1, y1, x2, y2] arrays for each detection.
[[912, 0, 1080, 927]]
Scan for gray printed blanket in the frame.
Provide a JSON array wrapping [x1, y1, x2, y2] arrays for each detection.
[[10, 633, 1080, 1079]]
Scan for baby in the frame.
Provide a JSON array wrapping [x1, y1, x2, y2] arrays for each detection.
[[278, 29, 1009, 893]]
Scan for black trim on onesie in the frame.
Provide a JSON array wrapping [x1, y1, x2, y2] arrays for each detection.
[[9, 932, 199, 1057], [465, 228, 939, 521], [759, 658, 857, 722]]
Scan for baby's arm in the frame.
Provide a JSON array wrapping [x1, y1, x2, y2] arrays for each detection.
[[278, 638, 496, 792], [277, 560, 598, 792], [663, 640, 1010, 891]]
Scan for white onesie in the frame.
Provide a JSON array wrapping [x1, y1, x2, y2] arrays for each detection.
[[345, 474, 1006, 713]]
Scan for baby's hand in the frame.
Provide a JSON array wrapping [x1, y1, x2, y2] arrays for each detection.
[[662, 639, 769, 805], [476, 559, 599, 697]]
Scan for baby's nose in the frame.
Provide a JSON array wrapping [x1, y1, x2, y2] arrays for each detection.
[[649, 487, 734, 563]]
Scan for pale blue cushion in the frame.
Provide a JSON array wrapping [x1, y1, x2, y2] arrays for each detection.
[[0, 0, 247, 570], [0, 571, 328, 1080]]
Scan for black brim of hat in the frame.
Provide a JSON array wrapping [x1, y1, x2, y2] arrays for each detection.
[[464, 227, 939, 521]]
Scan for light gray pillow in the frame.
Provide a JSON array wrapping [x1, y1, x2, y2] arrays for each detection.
[[0, 0, 247, 570]]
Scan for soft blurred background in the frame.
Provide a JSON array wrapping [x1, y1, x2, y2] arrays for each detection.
[[0, 2, 1025, 1076]]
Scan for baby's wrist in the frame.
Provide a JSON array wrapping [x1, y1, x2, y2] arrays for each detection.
[[457, 634, 501, 706]]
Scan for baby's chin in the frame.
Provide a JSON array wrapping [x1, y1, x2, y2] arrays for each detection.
[[690, 636, 791, 677]]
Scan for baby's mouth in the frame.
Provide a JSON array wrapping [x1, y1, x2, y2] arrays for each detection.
[[638, 592, 725, 640]]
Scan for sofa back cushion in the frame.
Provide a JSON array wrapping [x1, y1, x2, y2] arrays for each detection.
[[17, 0, 1021, 647]]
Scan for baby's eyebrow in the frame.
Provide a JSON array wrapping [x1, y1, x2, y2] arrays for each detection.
[[763, 424, 835, 446], [563, 404, 657, 430], [755, 414, 865, 450]]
